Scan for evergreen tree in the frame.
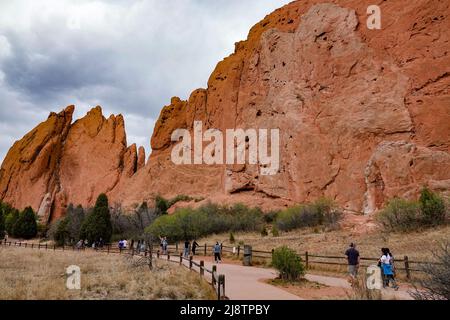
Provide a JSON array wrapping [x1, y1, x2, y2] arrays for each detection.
[[419, 187, 446, 226], [14, 207, 38, 239], [0, 203, 6, 239], [53, 218, 70, 246], [80, 194, 112, 243], [5, 209, 19, 237]]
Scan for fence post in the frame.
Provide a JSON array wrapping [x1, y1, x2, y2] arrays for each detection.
[[305, 251, 309, 269], [237, 245, 240, 257], [218, 275, 225, 300], [176, 242, 178, 252], [46, 244, 48, 250], [404, 255, 411, 279], [221, 274, 225, 298], [189, 256, 193, 270], [107, 245, 110, 254], [212, 265, 217, 286], [180, 253, 183, 265], [204, 243, 207, 256], [200, 261, 204, 276], [25, 243, 27, 248], [167, 253, 170, 261], [157, 250, 160, 259], [271, 248, 274, 258]]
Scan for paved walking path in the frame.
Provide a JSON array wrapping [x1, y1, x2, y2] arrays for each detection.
[[177, 256, 413, 300]]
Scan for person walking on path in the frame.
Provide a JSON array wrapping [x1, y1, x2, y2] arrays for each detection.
[[184, 240, 190, 258], [380, 248, 399, 290], [192, 240, 199, 256], [162, 237, 168, 254], [345, 243, 360, 283], [213, 242, 222, 263]]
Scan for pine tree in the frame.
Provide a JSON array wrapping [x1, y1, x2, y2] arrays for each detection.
[[5, 209, 19, 236], [80, 194, 112, 243], [0, 203, 6, 239], [14, 207, 38, 239]]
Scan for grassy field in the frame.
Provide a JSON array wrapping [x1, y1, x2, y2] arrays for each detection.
[[198, 225, 450, 262], [0, 246, 215, 300]]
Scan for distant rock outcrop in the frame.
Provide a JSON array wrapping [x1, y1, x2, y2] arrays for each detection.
[[1, 0, 449, 221]]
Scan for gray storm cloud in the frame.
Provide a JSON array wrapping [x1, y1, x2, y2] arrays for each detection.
[[0, 0, 291, 163]]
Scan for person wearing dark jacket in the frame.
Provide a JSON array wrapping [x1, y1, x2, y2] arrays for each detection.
[[192, 240, 199, 255], [345, 243, 360, 280]]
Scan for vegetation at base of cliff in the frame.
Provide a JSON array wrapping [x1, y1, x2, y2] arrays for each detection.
[[49, 198, 161, 246], [79, 193, 113, 244], [274, 198, 343, 232], [377, 187, 449, 232], [0, 202, 38, 239], [0, 202, 8, 238], [145, 203, 265, 242], [154, 194, 204, 215], [271, 246, 305, 281]]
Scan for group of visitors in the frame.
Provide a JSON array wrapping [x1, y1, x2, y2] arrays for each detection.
[[75, 238, 104, 249], [160, 237, 221, 263], [345, 242, 399, 290], [184, 239, 200, 257]]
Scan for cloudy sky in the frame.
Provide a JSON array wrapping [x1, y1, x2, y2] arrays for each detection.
[[0, 0, 292, 163]]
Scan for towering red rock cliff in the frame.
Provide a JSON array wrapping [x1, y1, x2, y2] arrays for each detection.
[[1, 0, 449, 221]]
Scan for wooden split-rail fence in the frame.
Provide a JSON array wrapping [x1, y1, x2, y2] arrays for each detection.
[[2, 239, 438, 282]]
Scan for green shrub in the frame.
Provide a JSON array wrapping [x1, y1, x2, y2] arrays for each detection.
[[0, 202, 13, 238], [275, 198, 342, 232], [378, 188, 448, 232], [155, 195, 169, 214], [377, 198, 421, 232], [80, 194, 112, 243], [261, 226, 268, 237], [53, 218, 70, 246], [168, 195, 194, 207], [264, 210, 279, 223], [146, 202, 264, 241], [272, 246, 305, 281], [229, 232, 235, 243], [4, 207, 19, 236], [272, 225, 280, 237], [13, 207, 38, 239], [419, 187, 446, 226]]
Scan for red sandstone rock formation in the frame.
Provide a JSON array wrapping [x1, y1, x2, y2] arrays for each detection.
[[1, 0, 449, 221]]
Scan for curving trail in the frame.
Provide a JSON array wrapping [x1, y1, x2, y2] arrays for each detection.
[[179, 256, 414, 300]]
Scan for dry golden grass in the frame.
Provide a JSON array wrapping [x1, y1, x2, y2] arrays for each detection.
[[0, 246, 215, 300]]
